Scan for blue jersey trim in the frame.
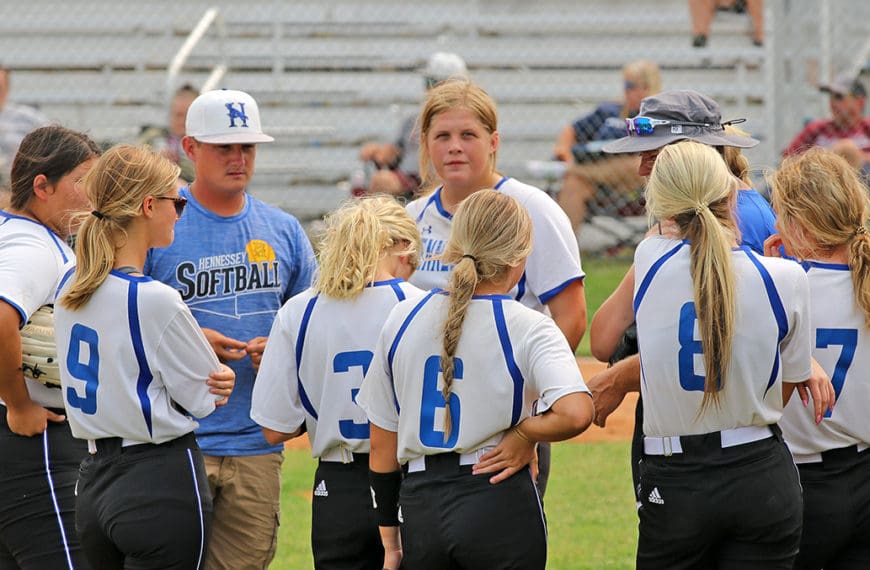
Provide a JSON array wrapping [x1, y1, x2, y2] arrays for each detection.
[[742, 247, 788, 395], [492, 298, 525, 425], [1, 295, 27, 329], [295, 295, 320, 420], [514, 273, 527, 302], [127, 279, 155, 436], [494, 176, 509, 190], [472, 293, 513, 300], [387, 290, 440, 413], [634, 241, 687, 313], [805, 260, 850, 271], [1, 211, 71, 264], [55, 266, 76, 302], [538, 275, 584, 305]]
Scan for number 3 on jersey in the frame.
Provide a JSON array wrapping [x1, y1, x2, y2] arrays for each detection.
[[420, 355, 462, 448], [65, 324, 99, 415], [333, 350, 373, 439]]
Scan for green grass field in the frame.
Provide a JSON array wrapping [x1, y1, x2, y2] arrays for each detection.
[[272, 256, 636, 569], [274, 441, 638, 569]]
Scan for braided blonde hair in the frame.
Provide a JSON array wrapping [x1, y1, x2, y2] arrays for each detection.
[[437, 190, 532, 437]]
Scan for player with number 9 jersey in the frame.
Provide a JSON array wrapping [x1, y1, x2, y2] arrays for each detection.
[[251, 196, 423, 570], [56, 145, 234, 570], [770, 148, 870, 569]]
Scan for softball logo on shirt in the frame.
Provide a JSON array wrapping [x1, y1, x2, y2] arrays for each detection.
[[418, 236, 452, 273], [173, 239, 282, 317]]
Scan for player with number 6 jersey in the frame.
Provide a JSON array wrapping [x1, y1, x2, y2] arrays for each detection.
[[251, 196, 423, 570], [632, 142, 823, 569], [358, 190, 593, 570], [56, 145, 235, 570], [770, 148, 870, 569]]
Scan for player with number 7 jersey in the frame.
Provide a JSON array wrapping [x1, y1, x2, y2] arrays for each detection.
[[770, 148, 870, 569]]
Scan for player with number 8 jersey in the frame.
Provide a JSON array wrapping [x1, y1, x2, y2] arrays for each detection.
[[250, 196, 424, 570], [632, 142, 817, 569]]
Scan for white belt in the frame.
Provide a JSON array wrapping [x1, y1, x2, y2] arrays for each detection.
[[319, 447, 356, 463], [793, 442, 870, 465], [406, 447, 494, 473], [644, 425, 773, 456]]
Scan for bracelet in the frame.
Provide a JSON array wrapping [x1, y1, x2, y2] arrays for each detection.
[[513, 424, 532, 443]]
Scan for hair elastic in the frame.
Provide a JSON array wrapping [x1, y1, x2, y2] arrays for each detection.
[[693, 202, 708, 216], [461, 254, 477, 263], [91, 210, 106, 220], [856, 225, 868, 236]]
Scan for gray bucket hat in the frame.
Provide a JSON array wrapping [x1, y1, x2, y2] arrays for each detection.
[[602, 89, 759, 153]]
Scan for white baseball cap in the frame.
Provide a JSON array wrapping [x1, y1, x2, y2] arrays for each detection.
[[423, 52, 468, 82], [185, 89, 275, 144]]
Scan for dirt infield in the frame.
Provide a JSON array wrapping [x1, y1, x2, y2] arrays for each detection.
[[284, 357, 635, 451]]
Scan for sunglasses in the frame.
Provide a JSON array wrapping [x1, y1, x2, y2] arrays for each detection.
[[625, 116, 714, 136], [155, 196, 188, 217]]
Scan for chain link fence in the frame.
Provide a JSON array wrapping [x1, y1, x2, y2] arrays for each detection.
[[1, 0, 868, 253]]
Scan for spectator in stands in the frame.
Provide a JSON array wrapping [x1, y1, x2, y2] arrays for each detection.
[[554, 59, 661, 232], [783, 73, 870, 167], [688, 0, 764, 47], [356, 52, 469, 200], [137, 83, 199, 183], [0, 65, 50, 190], [144, 89, 317, 570]]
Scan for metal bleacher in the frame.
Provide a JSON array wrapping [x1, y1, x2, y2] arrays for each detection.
[[4, 0, 867, 249]]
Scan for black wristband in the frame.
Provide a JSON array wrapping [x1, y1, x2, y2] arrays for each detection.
[[369, 469, 402, 526]]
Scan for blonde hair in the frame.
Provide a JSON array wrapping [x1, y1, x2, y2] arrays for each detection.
[[771, 148, 870, 326], [622, 59, 662, 116], [438, 190, 533, 436], [645, 141, 739, 413], [61, 145, 181, 310], [418, 80, 498, 192], [722, 125, 752, 185], [314, 196, 421, 300]]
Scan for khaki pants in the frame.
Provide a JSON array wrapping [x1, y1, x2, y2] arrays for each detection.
[[203, 452, 284, 570]]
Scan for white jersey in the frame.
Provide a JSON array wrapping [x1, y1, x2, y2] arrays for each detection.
[[357, 290, 590, 465], [634, 237, 812, 438], [55, 270, 222, 444], [406, 177, 584, 313], [0, 212, 74, 409], [251, 279, 424, 458], [781, 262, 870, 458]]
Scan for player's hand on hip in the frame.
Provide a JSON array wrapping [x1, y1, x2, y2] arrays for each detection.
[[7, 400, 65, 436], [586, 366, 628, 428], [473, 426, 536, 484], [201, 328, 248, 362], [246, 336, 268, 371], [208, 364, 236, 407]]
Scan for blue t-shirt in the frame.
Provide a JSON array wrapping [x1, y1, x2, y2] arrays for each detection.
[[144, 186, 316, 456], [735, 188, 777, 255]]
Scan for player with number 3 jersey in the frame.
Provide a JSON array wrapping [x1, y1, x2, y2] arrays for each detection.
[[358, 190, 593, 570], [251, 196, 423, 570], [770, 148, 870, 570], [56, 146, 235, 570]]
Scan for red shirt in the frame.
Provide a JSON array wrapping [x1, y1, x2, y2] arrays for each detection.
[[783, 118, 870, 156]]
